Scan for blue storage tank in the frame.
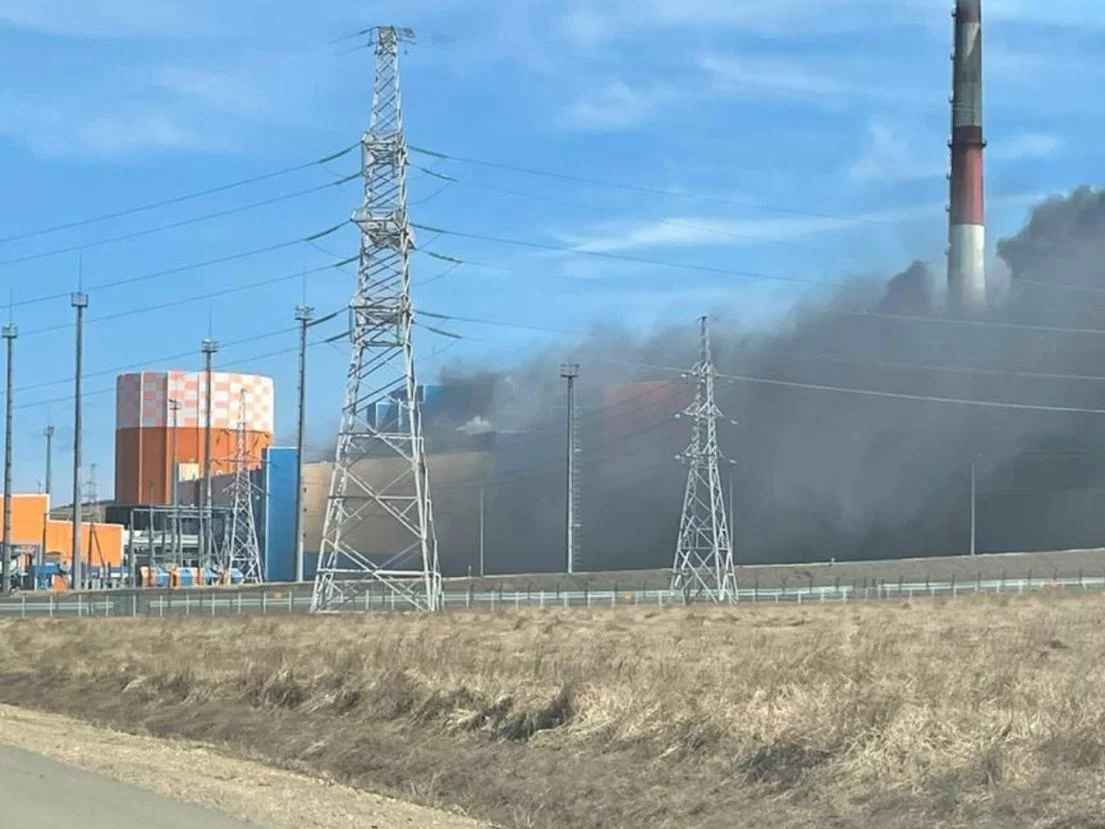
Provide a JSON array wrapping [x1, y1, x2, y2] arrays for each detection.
[[262, 446, 299, 582]]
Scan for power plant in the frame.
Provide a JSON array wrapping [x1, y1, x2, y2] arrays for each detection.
[[13, 2, 1101, 610], [947, 0, 986, 313]]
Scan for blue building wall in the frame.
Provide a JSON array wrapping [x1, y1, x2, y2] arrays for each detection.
[[262, 446, 299, 582]]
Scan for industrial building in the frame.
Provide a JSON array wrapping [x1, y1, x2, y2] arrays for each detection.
[[102, 366, 496, 586], [114, 370, 274, 506], [5, 493, 124, 590]]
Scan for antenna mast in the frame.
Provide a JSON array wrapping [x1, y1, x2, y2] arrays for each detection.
[[312, 25, 441, 612], [671, 317, 737, 603]]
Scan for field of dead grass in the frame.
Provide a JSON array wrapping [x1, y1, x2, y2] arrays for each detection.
[[2, 594, 1105, 828]]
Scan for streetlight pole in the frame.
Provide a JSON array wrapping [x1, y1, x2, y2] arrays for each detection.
[[970, 456, 977, 557], [71, 291, 88, 591], [559, 363, 579, 575], [478, 483, 485, 578], [200, 338, 217, 571], [294, 304, 313, 583], [169, 399, 181, 566], [43, 425, 54, 504], [2, 324, 17, 596]]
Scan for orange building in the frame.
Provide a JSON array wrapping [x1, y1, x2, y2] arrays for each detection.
[[115, 371, 274, 505], [8, 494, 124, 574]]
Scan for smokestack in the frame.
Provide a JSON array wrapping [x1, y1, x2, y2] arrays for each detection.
[[947, 0, 986, 314]]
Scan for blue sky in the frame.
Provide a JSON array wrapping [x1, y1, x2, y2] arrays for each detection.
[[0, 0, 1102, 497]]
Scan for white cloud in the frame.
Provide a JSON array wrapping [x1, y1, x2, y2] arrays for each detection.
[[76, 111, 216, 155], [0, 97, 224, 157], [699, 52, 850, 100], [561, 81, 673, 131], [556, 0, 1105, 40], [154, 66, 269, 114], [997, 133, 1064, 161], [0, 0, 207, 37], [556, 0, 913, 40], [558, 8, 610, 48], [985, 0, 1105, 27], [557, 202, 942, 255], [848, 120, 944, 186]]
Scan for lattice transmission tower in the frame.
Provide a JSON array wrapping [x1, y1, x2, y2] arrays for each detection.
[[223, 393, 264, 583], [312, 25, 441, 613], [671, 316, 737, 603]]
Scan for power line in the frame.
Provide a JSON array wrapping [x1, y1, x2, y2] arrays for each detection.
[[421, 309, 1105, 385], [598, 355, 1105, 416], [0, 174, 358, 270], [778, 350, 1105, 384], [414, 231, 1105, 340], [18, 256, 355, 341], [411, 164, 823, 253], [410, 168, 1105, 302], [413, 222, 849, 292], [13, 315, 349, 413], [418, 312, 1105, 416], [0, 144, 358, 247], [11, 223, 345, 310], [828, 308, 1105, 339], [409, 145, 901, 228]]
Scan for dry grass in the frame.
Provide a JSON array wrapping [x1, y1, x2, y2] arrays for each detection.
[[3, 595, 1105, 828]]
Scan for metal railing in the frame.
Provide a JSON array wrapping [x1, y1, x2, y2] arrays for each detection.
[[0, 573, 1102, 619]]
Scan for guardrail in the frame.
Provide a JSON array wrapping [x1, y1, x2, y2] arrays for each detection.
[[0, 574, 1102, 619]]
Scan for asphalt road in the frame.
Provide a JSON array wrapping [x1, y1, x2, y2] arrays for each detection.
[[0, 743, 262, 828]]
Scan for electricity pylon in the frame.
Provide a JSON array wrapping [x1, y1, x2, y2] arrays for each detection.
[[671, 316, 737, 603], [224, 393, 264, 583], [312, 25, 441, 612]]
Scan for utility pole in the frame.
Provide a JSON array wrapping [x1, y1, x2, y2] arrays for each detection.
[[294, 304, 313, 583], [71, 290, 88, 592], [671, 316, 737, 603], [43, 425, 54, 505], [970, 456, 977, 556], [560, 363, 579, 575], [169, 399, 181, 565], [312, 25, 441, 613], [2, 323, 16, 596], [200, 338, 217, 571], [478, 483, 485, 578]]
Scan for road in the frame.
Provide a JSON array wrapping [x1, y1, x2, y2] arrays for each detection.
[[0, 743, 260, 829]]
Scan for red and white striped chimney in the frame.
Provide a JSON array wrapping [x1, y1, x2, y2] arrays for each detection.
[[948, 0, 986, 314]]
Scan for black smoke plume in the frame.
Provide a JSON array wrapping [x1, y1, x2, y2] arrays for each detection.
[[320, 187, 1105, 576]]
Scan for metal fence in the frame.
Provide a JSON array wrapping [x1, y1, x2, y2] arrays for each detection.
[[0, 573, 1103, 619]]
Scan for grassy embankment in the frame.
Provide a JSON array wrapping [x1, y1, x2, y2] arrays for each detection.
[[1, 594, 1104, 828]]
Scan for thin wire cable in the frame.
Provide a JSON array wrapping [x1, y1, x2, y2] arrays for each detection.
[[19, 256, 356, 340], [779, 350, 1105, 384], [594, 355, 1105, 416], [419, 312, 1105, 416], [411, 164, 823, 253], [12, 223, 345, 310], [409, 146, 900, 228], [414, 231, 1105, 340], [0, 145, 358, 247], [413, 222, 847, 292], [13, 310, 349, 411], [0, 174, 358, 269]]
